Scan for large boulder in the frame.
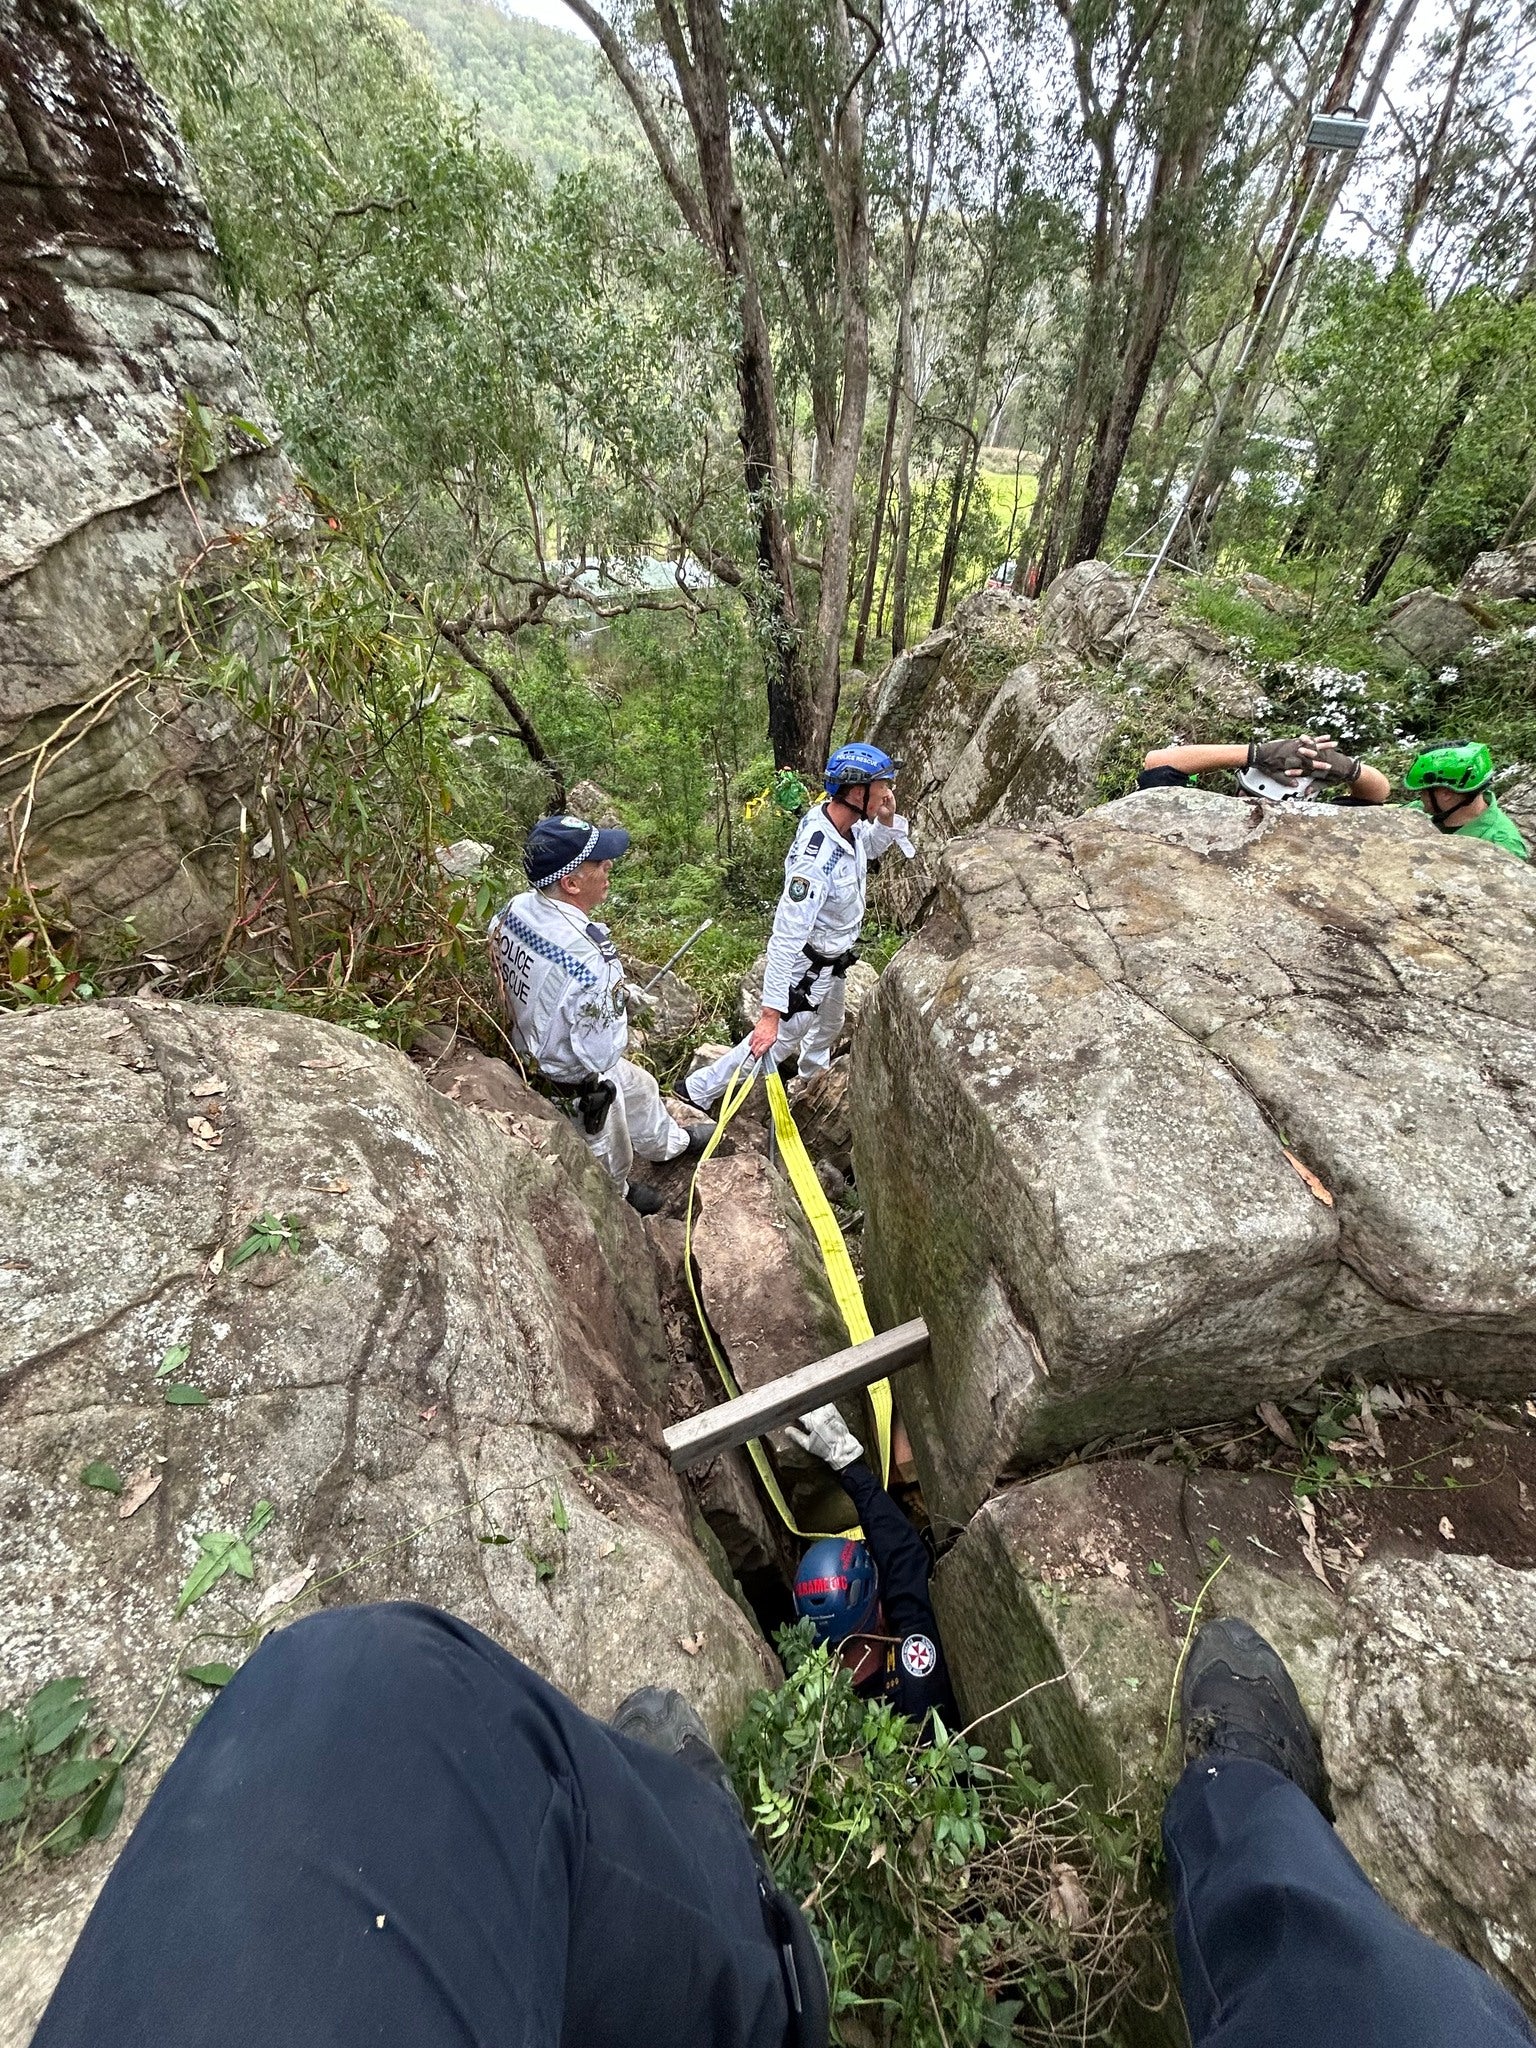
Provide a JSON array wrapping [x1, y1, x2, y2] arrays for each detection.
[[1373, 588, 1480, 672], [931, 1380, 1536, 1805], [0, 0, 295, 956], [1458, 542, 1536, 604], [858, 565, 1258, 927], [853, 790, 1536, 1527], [1325, 1554, 1536, 2012], [0, 1000, 772, 2038]]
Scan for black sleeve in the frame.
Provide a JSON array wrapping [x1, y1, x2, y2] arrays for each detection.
[[840, 1460, 958, 1725], [1136, 765, 1196, 790]]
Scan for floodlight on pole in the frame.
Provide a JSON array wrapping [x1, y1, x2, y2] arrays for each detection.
[[1127, 108, 1371, 622]]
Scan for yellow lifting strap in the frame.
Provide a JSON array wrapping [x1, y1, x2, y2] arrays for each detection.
[[682, 1059, 892, 1541]]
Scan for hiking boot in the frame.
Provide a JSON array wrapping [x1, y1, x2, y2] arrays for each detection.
[[610, 1685, 737, 1805], [681, 1119, 718, 1160], [610, 1687, 829, 2048], [624, 1183, 665, 1217], [1180, 1617, 1329, 1814]]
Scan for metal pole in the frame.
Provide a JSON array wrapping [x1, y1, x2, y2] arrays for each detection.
[[641, 918, 714, 993], [1129, 157, 1330, 625]]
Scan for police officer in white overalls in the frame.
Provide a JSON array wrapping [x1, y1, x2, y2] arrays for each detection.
[[684, 745, 914, 1110], [491, 815, 715, 1215]]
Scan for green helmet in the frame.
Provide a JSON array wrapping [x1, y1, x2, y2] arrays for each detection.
[[1404, 741, 1494, 796]]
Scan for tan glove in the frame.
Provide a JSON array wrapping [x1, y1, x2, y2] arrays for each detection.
[[784, 1403, 863, 1471]]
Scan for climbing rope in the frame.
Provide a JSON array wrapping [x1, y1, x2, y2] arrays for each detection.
[[682, 1058, 892, 1540]]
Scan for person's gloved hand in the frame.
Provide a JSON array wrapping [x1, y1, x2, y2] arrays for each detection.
[[1247, 737, 1310, 782], [784, 1403, 863, 1471], [1296, 737, 1362, 786]]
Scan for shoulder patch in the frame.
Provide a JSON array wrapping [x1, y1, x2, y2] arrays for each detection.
[[802, 829, 825, 858], [900, 1633, 938, 1679], [787, 876, 811, 903]]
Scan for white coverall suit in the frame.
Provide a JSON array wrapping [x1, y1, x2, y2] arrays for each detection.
[[490, 889, 690, 1191], [685, 803, 914, 1110]]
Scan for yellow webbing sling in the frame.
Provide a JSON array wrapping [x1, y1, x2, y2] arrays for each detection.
[[682, 1060, 892, 1539]]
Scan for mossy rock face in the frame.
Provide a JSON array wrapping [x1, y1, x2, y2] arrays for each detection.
[[853, 791, 1536, 1528], [932, 1461, 1344, 1813], [1, 0, 295, 958]]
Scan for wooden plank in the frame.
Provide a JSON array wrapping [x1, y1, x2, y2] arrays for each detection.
[[663, 1319, 929, 1471]]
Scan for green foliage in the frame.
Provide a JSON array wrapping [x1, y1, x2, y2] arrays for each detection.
[[386, 0, 622, 180], [0, 884, 94, 1012], [227, 1212, 304, 1268], [80, 1462, 123, 1495], [176, 1502, 275, 1618], [732, 1627, 1162, 2046], [0, 1678, 126, 1862]]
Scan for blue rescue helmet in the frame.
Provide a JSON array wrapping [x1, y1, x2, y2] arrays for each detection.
[[824, 743, 900, 796], [524, 813, 630, 888], [793, 1537, 879, 1645]]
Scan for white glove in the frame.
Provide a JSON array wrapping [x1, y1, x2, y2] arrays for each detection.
[[784, 1403, 863, 1471]]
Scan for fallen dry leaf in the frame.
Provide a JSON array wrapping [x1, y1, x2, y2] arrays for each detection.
[[677, 1631, 706, 1656], [256, 1559, 317, 1621], [867, 1842, 887, 1869], [187, 1116, 221, 1141], [207, 1245, 225, 1275], [1047, 1863, 1092, 1931], [189, 1075, 226, 1097], [1257, 1399, 1299, 1450], [1281, 1149, 1335, 1206], [1291, 1495, 1332, 1588], [1353, 1402, 1385, 1458], [419, 1405, 438, 1423], [117, 1469, 161, 1519], [1439, 1516, 1456, 1541]]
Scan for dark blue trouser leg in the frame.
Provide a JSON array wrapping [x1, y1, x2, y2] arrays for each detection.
[[1163, 1757, 1534, 2048], [35, 1602, 790, 2048]]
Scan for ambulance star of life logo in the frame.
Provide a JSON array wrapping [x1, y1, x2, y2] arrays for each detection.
[[900, 1633, 937, 1679]]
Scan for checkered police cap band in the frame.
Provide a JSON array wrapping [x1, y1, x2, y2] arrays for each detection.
[[529, 819, 600, 888]]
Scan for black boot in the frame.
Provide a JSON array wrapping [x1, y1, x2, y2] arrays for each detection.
[[681, 1119, 718, 1159], [1180, 1617, 1329, 1814], [624, 1183, 665, 1216], [610, 1688, 829, 2048]]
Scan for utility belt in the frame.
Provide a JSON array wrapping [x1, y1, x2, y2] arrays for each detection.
[[785, 944, 859, 1018], [527, 1065, 617, 1137]]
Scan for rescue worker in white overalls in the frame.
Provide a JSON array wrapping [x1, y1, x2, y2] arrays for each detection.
[[684, 745, 914, 1110], [491, 815, 715, 1216]]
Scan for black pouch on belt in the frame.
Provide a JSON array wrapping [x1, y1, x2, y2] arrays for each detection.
[[577, 1077, 617, 1136], [785, 944, 860, 1018]]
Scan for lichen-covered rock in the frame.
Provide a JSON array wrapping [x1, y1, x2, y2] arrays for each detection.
[[853, 790, 1536, 1525], [859, 563, 1258, 927], [0, 1000, 773, 2039], [1373, 588, 1480, 672], [1325, 1555, 1536, 2013], [0, 0, 295, 955], [932, 1461, 1343, 1807], [1457, 542, 1536, 604]]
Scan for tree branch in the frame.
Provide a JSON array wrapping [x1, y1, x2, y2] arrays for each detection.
[[560, 0, 713, 249]]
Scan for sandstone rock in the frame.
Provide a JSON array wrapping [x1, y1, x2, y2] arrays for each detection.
[[853, 791, 1536, 1526], [1, 0, 296, 957], [625, 960, 703, 1044], [1373, 588, 1480, 672], [689, 1147, 858, 1531], [0, 1000, 773, 2032], [790, 1059, 853, 1176], [1457, 542, 1536, 604], [564, 778, 625, 825], [932, 1461, 1343, 1806], [862, 563, 1259, 929], [1238, 571, 1310, 617], [1325, 1555, 1536, 2012]]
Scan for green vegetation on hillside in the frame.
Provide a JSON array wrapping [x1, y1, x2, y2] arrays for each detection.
[[385, 0, 622, 178]]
